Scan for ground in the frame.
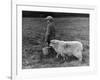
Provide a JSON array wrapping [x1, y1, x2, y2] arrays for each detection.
[[22, 17, 89, 69]]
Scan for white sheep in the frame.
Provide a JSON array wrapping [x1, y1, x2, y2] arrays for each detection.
[[50, 39, 83, 62]]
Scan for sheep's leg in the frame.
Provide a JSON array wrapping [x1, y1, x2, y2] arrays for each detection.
[[75, 52, 82, 62], [64, 56, 67, 61], [78, 56, 82, 62], [61, 53, 66, 61], [65, 55, 68, 61], [63, 56, 66, 61], [78, 53, 82, 62]]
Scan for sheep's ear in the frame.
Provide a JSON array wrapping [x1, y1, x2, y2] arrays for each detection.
[[50, 40, 53, 42]]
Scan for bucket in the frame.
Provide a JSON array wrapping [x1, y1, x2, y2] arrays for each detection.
[[42, 47, 50, 55]]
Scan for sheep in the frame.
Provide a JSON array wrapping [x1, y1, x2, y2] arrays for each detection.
[[50, 39, 83, 62]]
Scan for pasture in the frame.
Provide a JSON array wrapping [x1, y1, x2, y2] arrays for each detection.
[[22, 17, 89, 69]]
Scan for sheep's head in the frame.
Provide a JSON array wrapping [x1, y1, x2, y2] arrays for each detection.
[[50, 40, 59, 49]]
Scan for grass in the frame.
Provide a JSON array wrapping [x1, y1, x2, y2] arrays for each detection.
[[22, 17, 89, 69]]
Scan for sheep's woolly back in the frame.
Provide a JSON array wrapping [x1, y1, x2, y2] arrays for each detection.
[[51, 40, 83, 50], [50, 39, 83, 56]]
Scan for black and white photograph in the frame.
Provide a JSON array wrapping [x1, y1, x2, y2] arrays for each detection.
[[22, 11, 89, 69]]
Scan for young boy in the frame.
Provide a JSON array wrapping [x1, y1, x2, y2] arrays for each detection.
[[45, 16, 56, 47]]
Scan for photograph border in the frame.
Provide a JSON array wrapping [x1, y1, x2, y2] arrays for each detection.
[[11, 2, 97, 80]]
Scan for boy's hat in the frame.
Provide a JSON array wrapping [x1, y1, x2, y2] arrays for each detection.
[[45, 16, 54, 21]]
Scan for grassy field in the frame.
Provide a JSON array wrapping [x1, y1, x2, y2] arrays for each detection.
[[22, 17, 89, 69]]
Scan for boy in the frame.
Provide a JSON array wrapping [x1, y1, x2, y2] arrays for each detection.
[[45, 16, 56, 47]]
